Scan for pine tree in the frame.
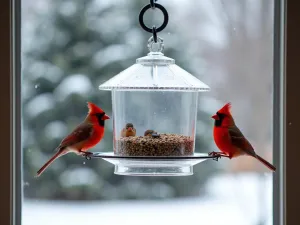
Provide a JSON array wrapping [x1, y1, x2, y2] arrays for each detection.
[[23, 0, 214, 200]]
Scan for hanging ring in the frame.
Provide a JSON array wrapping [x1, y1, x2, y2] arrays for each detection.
[[139, 3, 169, 33]]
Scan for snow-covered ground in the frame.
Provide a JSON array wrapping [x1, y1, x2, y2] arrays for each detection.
[[23, 173, 273, 225]]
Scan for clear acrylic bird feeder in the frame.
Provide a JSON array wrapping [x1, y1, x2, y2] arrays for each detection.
[[95, 1, 215, 176]]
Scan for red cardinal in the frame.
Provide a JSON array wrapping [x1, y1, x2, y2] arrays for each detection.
[[210, 102, 276, 172], [36, 102, 110, 177]]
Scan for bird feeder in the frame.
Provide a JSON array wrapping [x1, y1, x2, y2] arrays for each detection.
[[95, 1, 216, 176]]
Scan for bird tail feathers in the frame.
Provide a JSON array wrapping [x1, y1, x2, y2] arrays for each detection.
[[255, 154, 276, 172], [35, 150, 63, 177]]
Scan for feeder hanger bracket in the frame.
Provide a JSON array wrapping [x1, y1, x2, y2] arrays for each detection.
[[139, 0, 169, 43]]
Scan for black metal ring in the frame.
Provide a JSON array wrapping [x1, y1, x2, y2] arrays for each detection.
[[139, 3, 169, 33]]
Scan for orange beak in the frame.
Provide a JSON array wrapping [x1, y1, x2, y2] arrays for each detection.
[[128, 127, 133, 131], [211, 114, 219, 120], [102, 114, 110, 120]]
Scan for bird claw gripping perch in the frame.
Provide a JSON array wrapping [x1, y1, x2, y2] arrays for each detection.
[[208, 151, 223, 161], [82, 152, 94, 160]]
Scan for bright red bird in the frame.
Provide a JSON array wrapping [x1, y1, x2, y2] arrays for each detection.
[[36, 102, 110, 177], [210, 102, 276, 172]]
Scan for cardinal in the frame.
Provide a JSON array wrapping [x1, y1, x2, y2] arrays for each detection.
[[121, 123, 136, 137], [210, 102, 276, 172], [36, 102, 110, 177]]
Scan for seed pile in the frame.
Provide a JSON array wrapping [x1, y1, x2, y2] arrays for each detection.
[[114, 134, 194, 156]]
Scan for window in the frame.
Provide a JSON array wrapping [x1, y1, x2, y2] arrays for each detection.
[[3, 0, 297, 224]]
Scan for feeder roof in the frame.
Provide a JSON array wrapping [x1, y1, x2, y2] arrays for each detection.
[[99, 52, 210, 92]]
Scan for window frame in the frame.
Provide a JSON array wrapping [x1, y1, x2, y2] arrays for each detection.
[[10, 0, 22, 224], [280, 0, 300, 224], [0, 0, 18, 224], [3, 0, 295, 224], [273, 0, 285, 225]]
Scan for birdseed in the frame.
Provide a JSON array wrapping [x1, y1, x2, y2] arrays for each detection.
[[114, 134, 194, 156]]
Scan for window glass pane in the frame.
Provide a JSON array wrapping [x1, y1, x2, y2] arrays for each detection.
[[22, 0, 274, 224]]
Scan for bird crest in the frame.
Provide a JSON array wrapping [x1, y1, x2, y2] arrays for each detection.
[[217, 102, 232, 115], [87, 102, 104, 114]]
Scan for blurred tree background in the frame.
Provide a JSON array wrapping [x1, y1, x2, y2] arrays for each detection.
[[22, 0, 273, 209], [22, 0, 217, 200]]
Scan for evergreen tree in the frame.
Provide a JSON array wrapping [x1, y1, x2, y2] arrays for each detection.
[[23, 0, 215, 200]]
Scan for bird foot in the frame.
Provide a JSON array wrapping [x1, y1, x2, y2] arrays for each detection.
[[208, 151, 223, 161], [81, 152, 93, 160]]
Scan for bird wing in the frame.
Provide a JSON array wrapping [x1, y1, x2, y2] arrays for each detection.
[[228, 125, 256, 156], [58, 123, 93, 149]]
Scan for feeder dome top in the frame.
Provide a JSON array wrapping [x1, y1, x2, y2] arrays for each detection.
[[99, 37, 210, 92]]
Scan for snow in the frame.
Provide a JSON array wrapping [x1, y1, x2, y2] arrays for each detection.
[[53, 74, 93, 101], [23, 173, 273, 225], [59, 1, 77, 17], [59, 168, 100, 188], [22, 199, 250, 225], [25, 93, 55, 117], [44, 120, 68, 139], [27, 61, 64, 83], [92, 44, 136, 68]]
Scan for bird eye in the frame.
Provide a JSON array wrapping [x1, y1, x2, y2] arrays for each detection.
[[217, 112, 225, 118]]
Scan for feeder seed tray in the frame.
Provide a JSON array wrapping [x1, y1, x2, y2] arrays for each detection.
[[115, 134, 194, 156], [90, 152, 219, 176]]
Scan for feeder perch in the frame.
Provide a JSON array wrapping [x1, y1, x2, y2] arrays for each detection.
[[93, 1, 218, 176]]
